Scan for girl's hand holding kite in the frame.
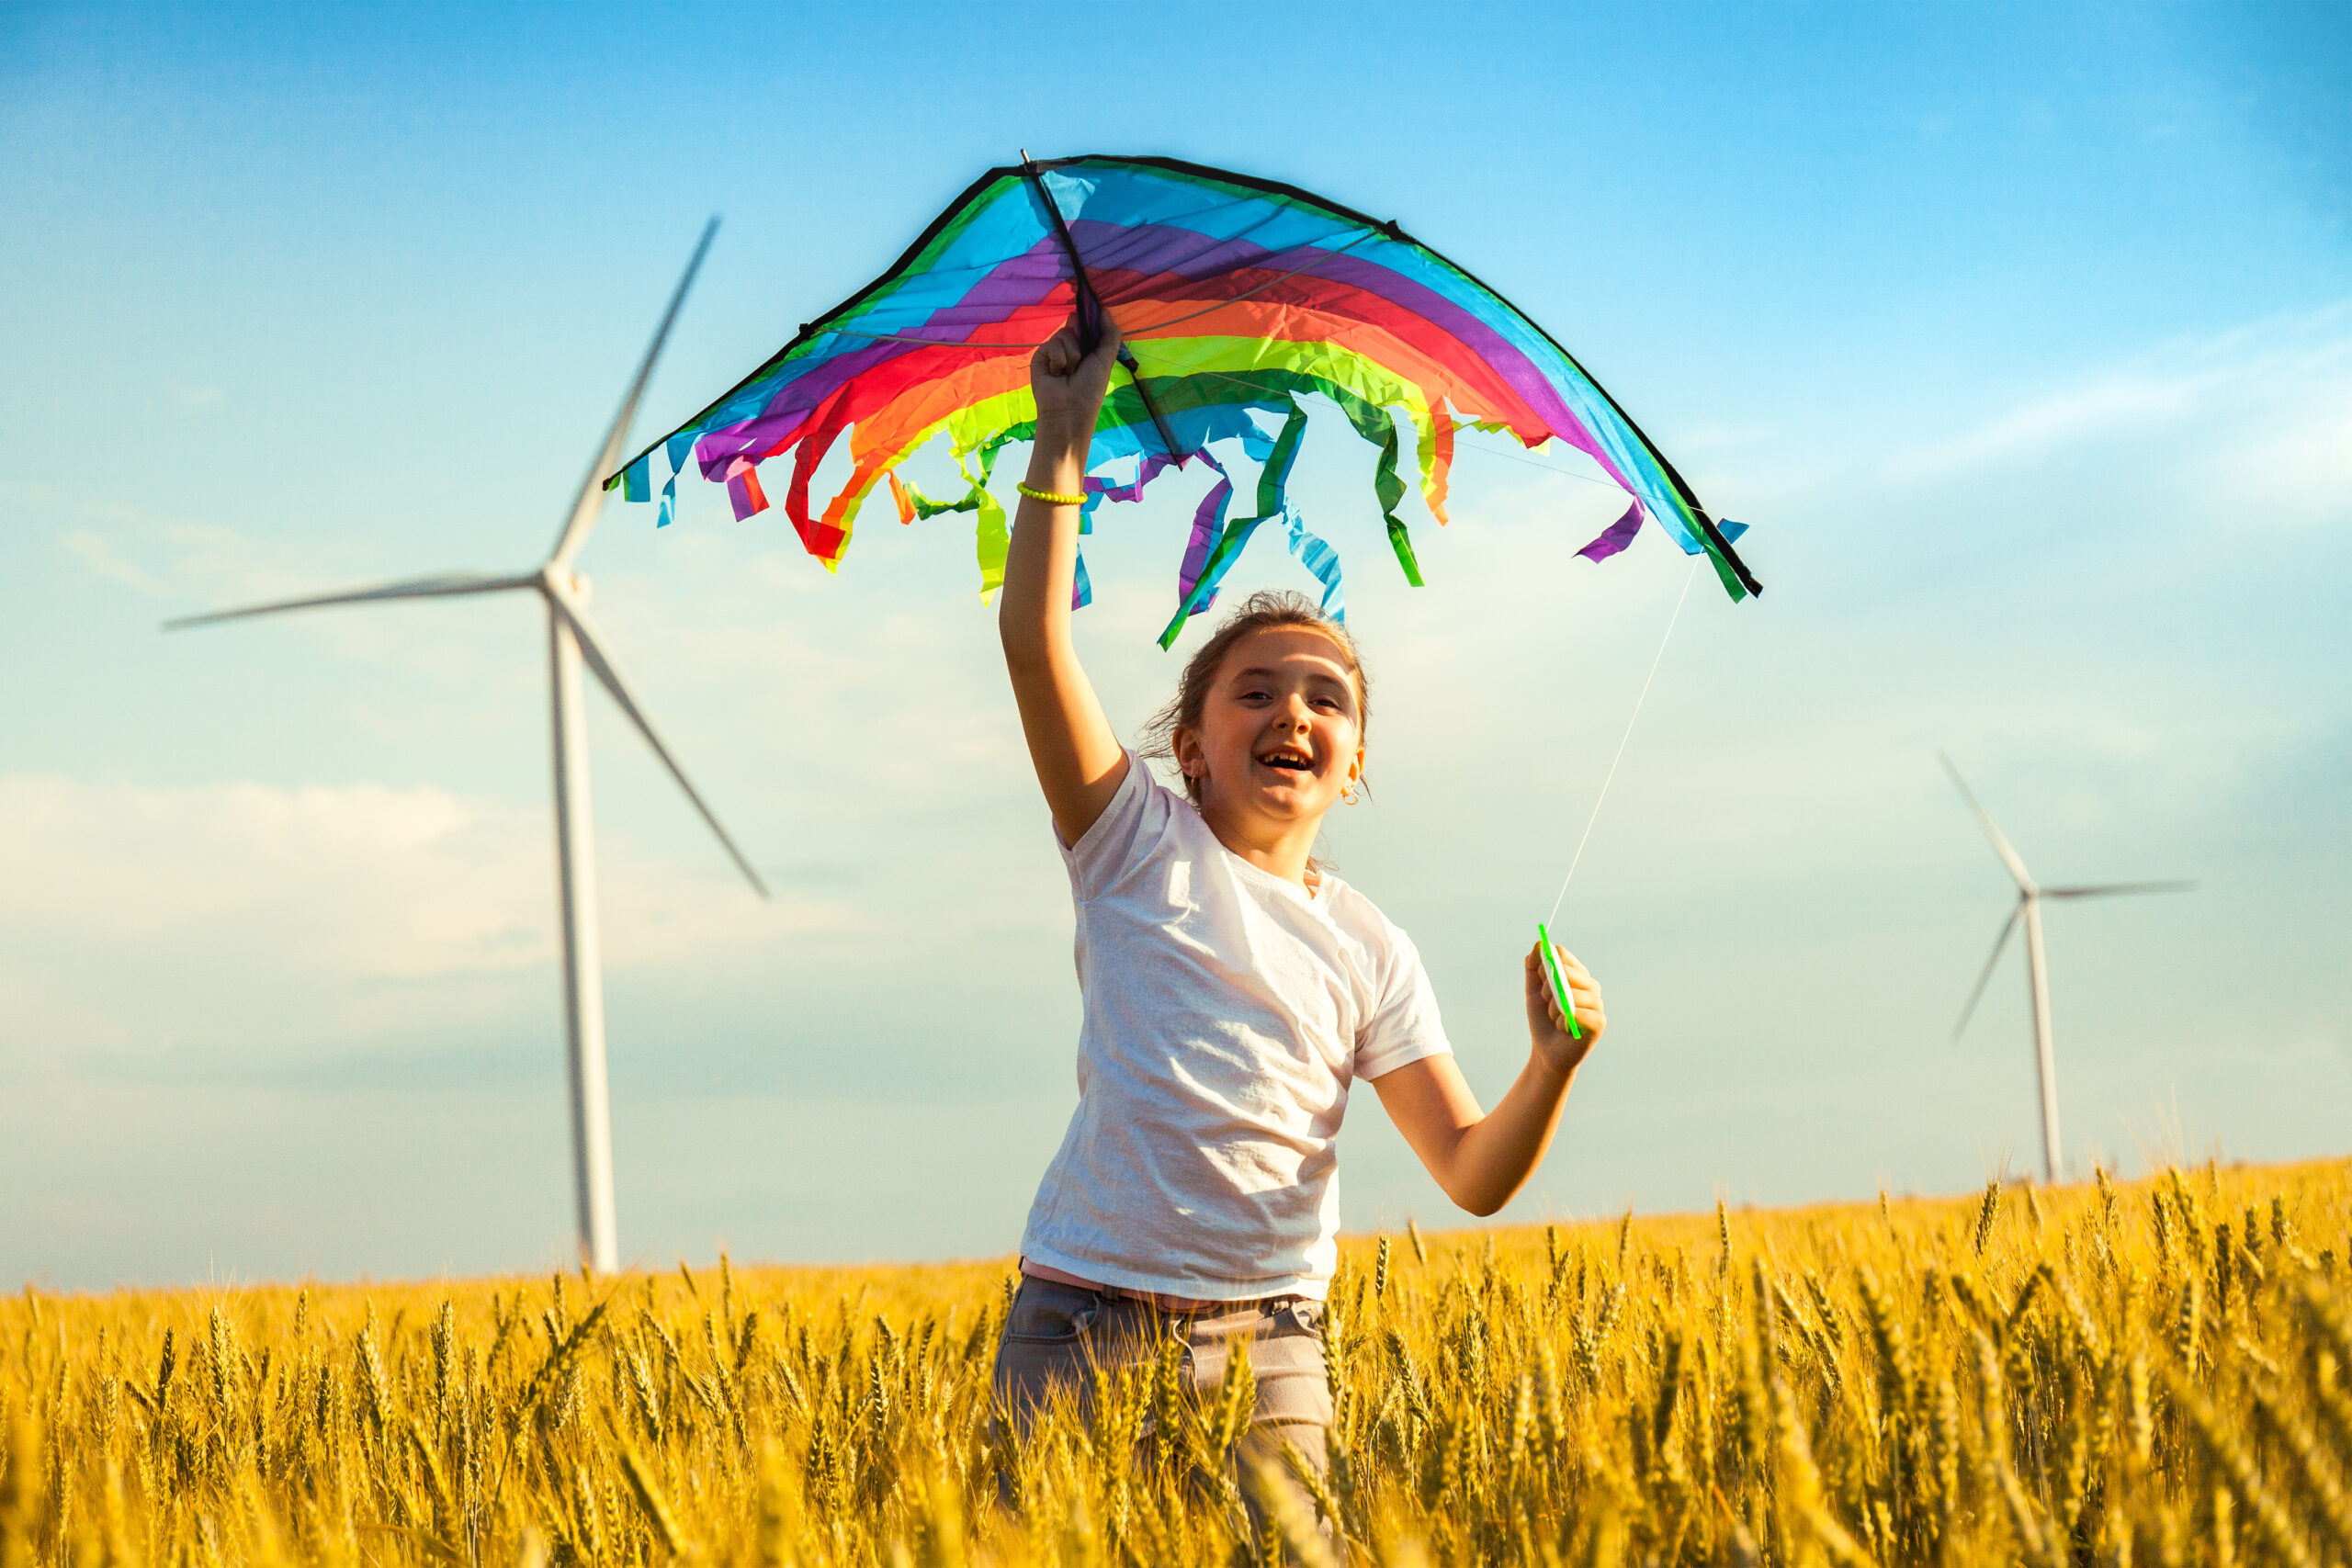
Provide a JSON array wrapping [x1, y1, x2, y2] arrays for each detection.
[[1030, 314, 1121, 444], [1526, 937, 1604, 1072]]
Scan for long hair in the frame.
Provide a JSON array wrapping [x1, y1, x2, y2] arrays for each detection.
[[1138, 590, 1372, 807]]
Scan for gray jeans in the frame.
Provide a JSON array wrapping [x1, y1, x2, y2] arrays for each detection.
[[989, 1276, 1332, 1483]]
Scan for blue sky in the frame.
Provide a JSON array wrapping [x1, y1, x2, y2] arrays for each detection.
[[4, 2, 2347, 1291]]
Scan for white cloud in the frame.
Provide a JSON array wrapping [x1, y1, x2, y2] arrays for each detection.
[[1890, 375, 2199, 480], [0, 774, 849, 1060], [3, 482, 532, 684], [61, 527, 172, 597], [1879, 301, 2352, 514]]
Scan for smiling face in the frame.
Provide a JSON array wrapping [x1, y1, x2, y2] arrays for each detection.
[[1172, 626, 1366, 831]]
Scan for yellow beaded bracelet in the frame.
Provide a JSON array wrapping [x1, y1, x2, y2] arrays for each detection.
[[1016, 481, 1087, 507]]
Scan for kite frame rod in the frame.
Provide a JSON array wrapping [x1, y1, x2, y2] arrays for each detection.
[[1020, 154, 1186, 465]]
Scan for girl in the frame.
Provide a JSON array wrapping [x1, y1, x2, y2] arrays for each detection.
[[992, 316, 1606, 1474]]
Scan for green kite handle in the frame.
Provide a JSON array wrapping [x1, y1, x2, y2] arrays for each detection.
[[1536, 923, 1583, 1041]]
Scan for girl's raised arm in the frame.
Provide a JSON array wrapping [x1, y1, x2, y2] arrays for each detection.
[[999, 318, 1129, 845]]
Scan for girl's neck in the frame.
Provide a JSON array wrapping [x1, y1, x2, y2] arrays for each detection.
[[1197, 800, 1324, 890]]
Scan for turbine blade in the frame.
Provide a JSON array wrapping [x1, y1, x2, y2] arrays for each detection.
[[1939, 750, 2036, 892], [545, 581, 769, 899], [2043, 880, 2196, 899], [164, 572, 537, 630], [1953, 902, 2023, 1043], [548, 216, 720, 570]]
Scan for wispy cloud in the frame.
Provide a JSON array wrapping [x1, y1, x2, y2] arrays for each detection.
[[8, 485, 347, 613], [0, 775, 849, 1068], [61, 527, 172, 597], [1882, 301, 2352, 506]]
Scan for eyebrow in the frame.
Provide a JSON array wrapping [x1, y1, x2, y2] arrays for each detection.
[[1230, 664, 1352, 693]]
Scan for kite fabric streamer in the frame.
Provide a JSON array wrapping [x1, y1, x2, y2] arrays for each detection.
[[607, 155, 1761, 645]]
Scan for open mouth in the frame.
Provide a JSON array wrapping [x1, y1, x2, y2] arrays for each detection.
[[1255, 749, 1314, 773]]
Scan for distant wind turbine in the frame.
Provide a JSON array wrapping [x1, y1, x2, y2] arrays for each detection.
[[1940, 752, 2190, 1185], [167, 220, 763, 1274]]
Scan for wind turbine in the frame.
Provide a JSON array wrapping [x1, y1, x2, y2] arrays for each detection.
[[1940, 753, 2189, 1184], [166, 220, 764, 1274]]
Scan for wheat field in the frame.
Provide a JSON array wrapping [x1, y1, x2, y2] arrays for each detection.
[[4, 1157, 2347, 1566]]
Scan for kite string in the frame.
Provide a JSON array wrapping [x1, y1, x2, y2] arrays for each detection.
[[1546, 556, 1702, 925]]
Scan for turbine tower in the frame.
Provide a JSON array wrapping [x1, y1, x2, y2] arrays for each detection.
[[167, 220, 763, 1274], [1940, 753, 2188, 1184]]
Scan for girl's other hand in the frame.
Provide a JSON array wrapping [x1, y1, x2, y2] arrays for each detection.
[[1374, 940, 1601, 1217], [1523, 939, 1603, 1076], [1030, 314, 1122, 444]]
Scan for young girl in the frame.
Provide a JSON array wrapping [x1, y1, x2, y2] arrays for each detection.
[[992, 316, 1606, 1473]]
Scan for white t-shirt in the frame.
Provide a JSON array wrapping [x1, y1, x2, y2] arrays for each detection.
[[1018, 752, 1453, 1302]]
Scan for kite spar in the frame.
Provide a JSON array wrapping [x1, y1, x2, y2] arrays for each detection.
[[1016, 149, 1186, 466]]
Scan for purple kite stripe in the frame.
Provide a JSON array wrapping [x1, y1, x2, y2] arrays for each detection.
[[1090, 452, 1182, 506], [1068, 217, 1647, 502], [1577, 501, 1644, 563], [1179, 453, 1235, 608], [1069, 219, 1317, 286], [1304, 252, 1635, 486], [690, 240, 1073, 475]]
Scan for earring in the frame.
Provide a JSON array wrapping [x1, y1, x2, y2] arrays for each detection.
[[1340, 782, 1360, 805]]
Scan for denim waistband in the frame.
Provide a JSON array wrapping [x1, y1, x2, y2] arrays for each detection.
[[1019, 1259, 1307, 1315]]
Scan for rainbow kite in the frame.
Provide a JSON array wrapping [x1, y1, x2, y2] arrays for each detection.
[[608, 155, 1760, 644]]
